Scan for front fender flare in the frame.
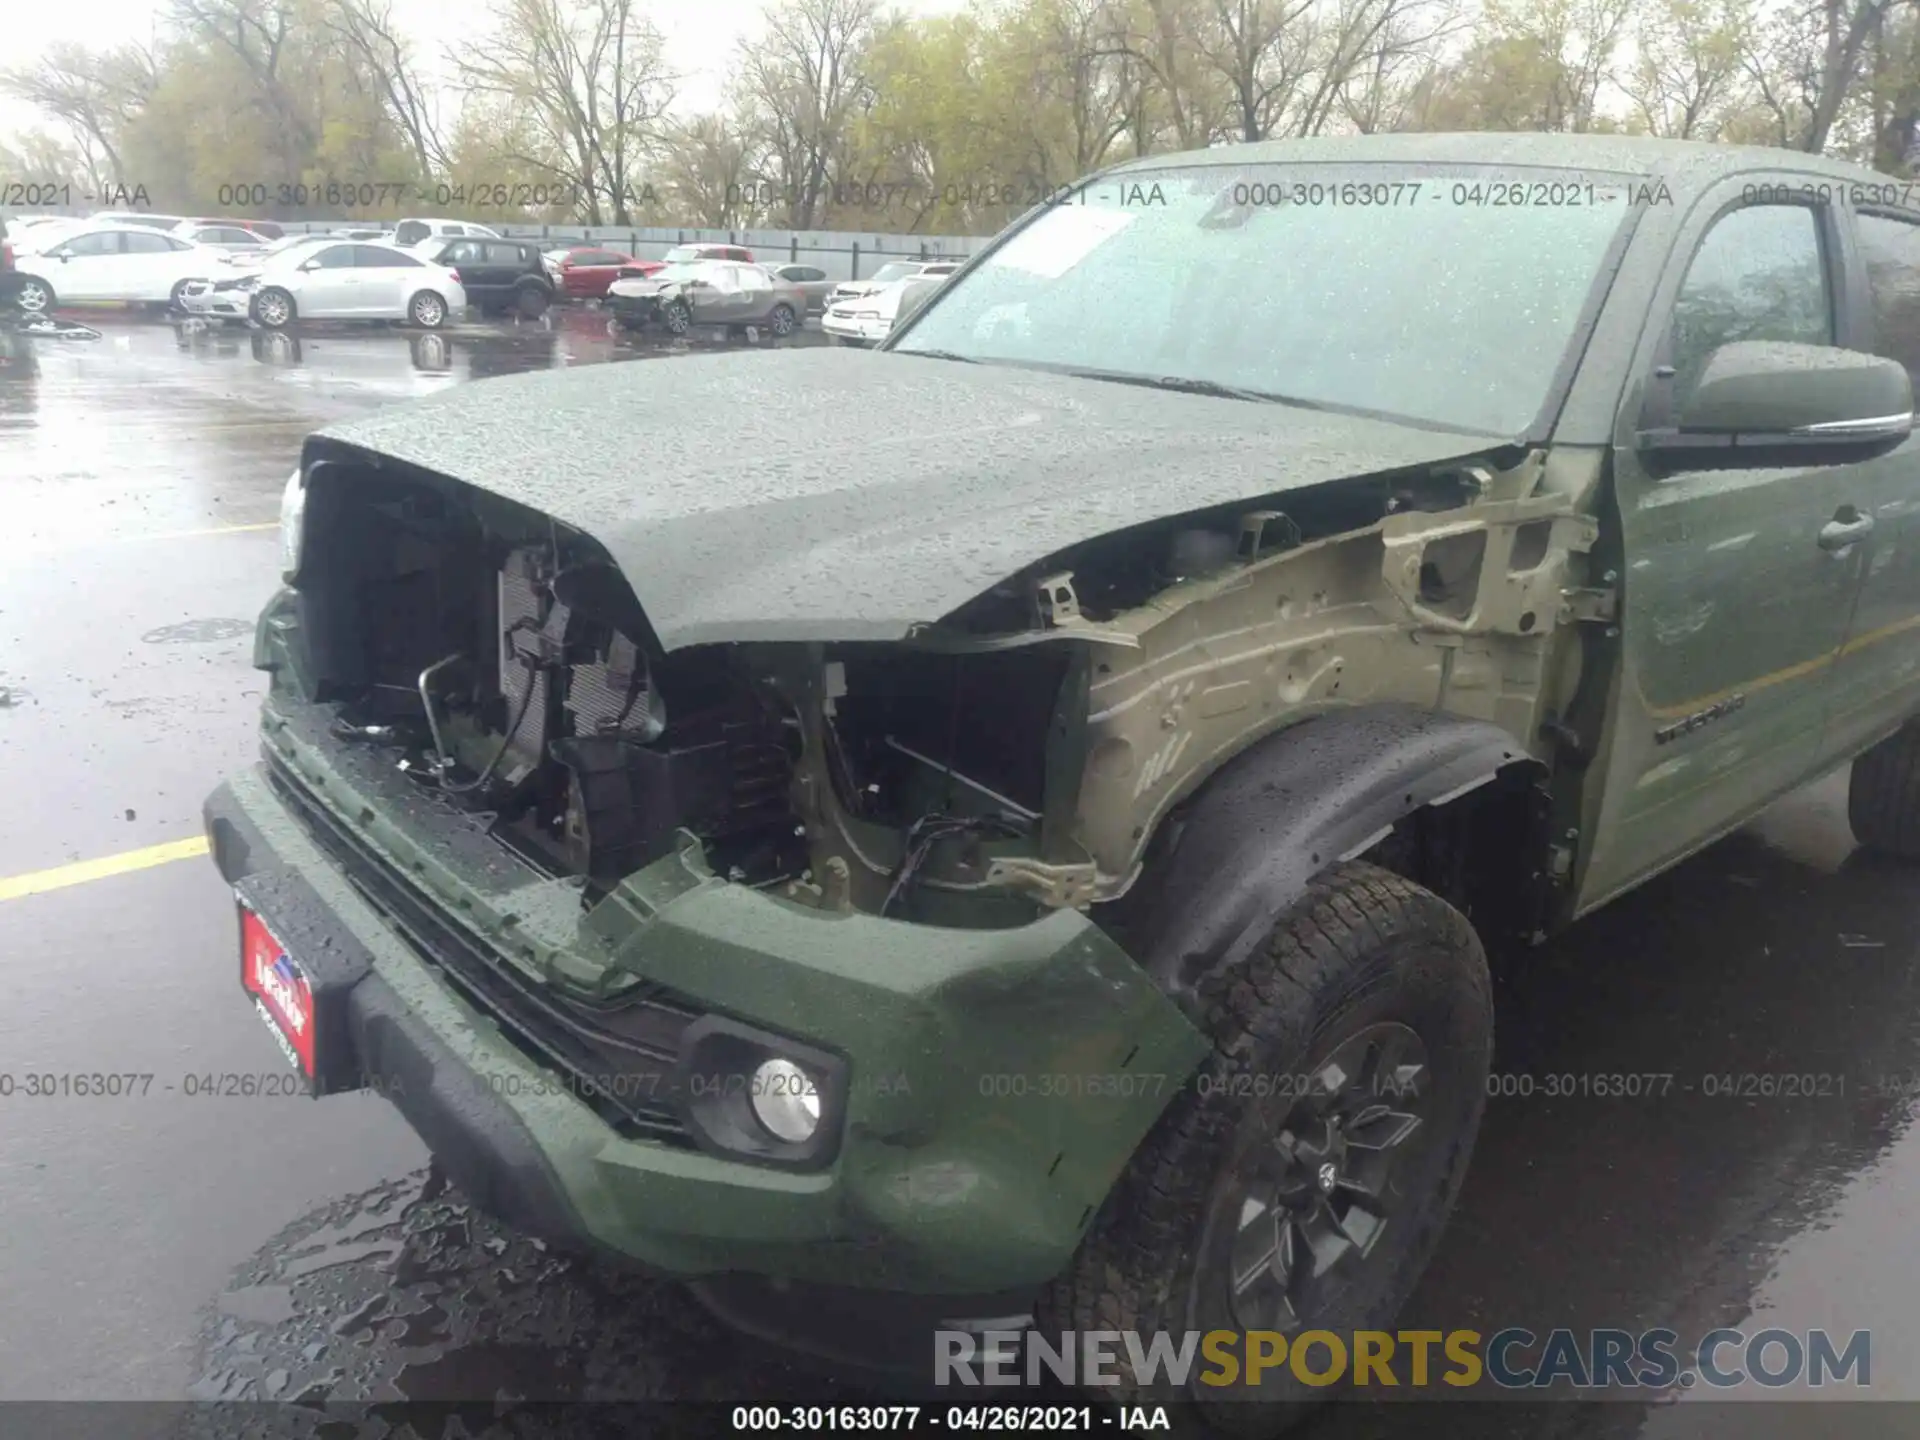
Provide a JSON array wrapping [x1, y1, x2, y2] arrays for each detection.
[[1126, 704, 1542, 999]]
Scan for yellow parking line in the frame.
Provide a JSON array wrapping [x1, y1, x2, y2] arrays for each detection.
[[0, 837, 210, 903], [131, 521, 279, 542], [24, 521, 279, 554]]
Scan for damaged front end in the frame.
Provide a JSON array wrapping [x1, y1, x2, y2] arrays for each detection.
[[265, 432, 1602, 942], [268, 451, 1101, 934], [227, 422, 1604, 1285]]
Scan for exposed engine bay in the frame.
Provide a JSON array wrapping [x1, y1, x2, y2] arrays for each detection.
[[285, 462, 1085, 924], [283, 442, 1605, 926]]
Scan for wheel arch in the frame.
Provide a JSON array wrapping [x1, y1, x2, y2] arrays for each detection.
[[1105, 703, 1551, 1008]]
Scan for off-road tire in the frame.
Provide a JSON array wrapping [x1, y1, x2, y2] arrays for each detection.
[[516, 285, 550, 319], [1848, 721, 1920, 858], [1036, 862, 1491, 1437]]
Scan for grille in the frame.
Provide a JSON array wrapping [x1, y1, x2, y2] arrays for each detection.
[[264, 752, 699, 1144]]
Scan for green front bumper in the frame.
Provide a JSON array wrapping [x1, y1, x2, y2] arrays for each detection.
[[220, 603, 1209, 1293]]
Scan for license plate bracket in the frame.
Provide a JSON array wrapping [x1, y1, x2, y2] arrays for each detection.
[[240, 905, 319, 1089], [232, 867, 375, 1097]]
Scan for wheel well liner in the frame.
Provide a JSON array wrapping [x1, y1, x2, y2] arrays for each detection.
[[1115, 703, 1545, 1001]]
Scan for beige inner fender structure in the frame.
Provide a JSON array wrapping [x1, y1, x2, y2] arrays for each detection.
[[1070, 452, 1606, 899]]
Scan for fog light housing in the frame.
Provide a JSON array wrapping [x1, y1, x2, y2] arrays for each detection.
[[675, 1016, 846, 1169], [750, 1058, 821, 1143]]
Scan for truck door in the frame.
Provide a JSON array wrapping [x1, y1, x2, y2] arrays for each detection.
[[1581, 185, 1871, 909], [1815, 207, 1920, 762]]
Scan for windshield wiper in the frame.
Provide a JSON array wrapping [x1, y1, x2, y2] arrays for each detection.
[[897, 347, 979, 364], [1081, 371, 1329, 409]]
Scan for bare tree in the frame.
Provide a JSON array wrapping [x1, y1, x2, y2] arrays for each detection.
[[0, 129, 102, 195], [1621, 0, 1751, 138], [169, 0, 322, 175], [1806, 0, 1895, 149], [1097, 0, 1232, 150], [1743, 0, 1894, 151], [1022, 0, 1138, 174], [735, 0, 879, 228], [1337, 0, 1471, 131], [1291, 0, 1466, 136], [653, 111, 754, 226], [320, 0, 448, 177], [1866, 0, 1920, 170], [0, 43, 156, 185], [452, 0, 675, 223]]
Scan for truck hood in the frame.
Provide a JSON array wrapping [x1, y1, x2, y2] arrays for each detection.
[[307, 348, 1503, 652]]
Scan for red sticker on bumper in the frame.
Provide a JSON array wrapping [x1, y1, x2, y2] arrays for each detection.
[[240, 907, 315, 1078]]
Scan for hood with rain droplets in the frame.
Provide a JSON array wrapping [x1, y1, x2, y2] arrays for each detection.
[[308, 347, 1500, 652]]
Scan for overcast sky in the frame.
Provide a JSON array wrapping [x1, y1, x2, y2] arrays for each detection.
[[2, 0, 971, 148]]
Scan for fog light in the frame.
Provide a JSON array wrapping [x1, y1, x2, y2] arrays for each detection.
[[750, 1058, 821, 1143]]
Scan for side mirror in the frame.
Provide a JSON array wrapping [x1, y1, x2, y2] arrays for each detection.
[[1639, 341, 1913, 465]]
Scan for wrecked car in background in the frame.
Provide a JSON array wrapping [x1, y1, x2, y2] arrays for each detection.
[[205, 133, 1920, 1432]]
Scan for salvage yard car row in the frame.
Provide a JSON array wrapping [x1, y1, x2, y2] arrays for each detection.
[[2, 213, 960, 337]]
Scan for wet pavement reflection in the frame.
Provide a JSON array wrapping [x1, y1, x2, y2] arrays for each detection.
[[2, 312, 1917, 1435]]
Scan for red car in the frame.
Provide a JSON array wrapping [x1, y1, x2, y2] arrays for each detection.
[[548, 246, 660, 299]]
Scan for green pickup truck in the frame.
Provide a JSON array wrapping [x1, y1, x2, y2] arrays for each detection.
[[205, 132, 1920, 1430]]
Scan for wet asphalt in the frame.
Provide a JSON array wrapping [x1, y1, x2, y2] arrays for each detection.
[[1, 307, 1917, 1435]]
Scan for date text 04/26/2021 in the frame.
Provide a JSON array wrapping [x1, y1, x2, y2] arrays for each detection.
[[728, 1407, 1168, 1432]]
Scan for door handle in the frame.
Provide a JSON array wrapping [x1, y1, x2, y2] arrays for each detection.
[[1819, 512, 1875, 550]]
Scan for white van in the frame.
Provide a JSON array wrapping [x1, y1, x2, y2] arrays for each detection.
[[391, 218, 502, 248]]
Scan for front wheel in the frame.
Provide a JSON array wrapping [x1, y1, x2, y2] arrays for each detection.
[[768, 303, 796, 336], [168, 279, 195, 313], [516, 286, 550, 319], [661, 299, 692, 335], [250, 287, 295, 329], [1038, 862, 1491, 1435], [14, 276, 55, 315], [408, 290, 448, 329]]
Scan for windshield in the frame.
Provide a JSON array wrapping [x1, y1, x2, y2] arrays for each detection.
[[655, 262, 712, 282], [663, 246, 716, 263], [867, 262, 916, 284], [891, 163, 1642, 435]]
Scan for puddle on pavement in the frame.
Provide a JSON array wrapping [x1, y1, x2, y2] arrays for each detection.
[[141, 618, 254, 645], [178, 1167, 858, 1436]]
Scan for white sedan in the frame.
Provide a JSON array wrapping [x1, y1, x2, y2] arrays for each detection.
[[822, 273, 947, 347], [211, 239, 466, 329], [11, 222, 226, 314]]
